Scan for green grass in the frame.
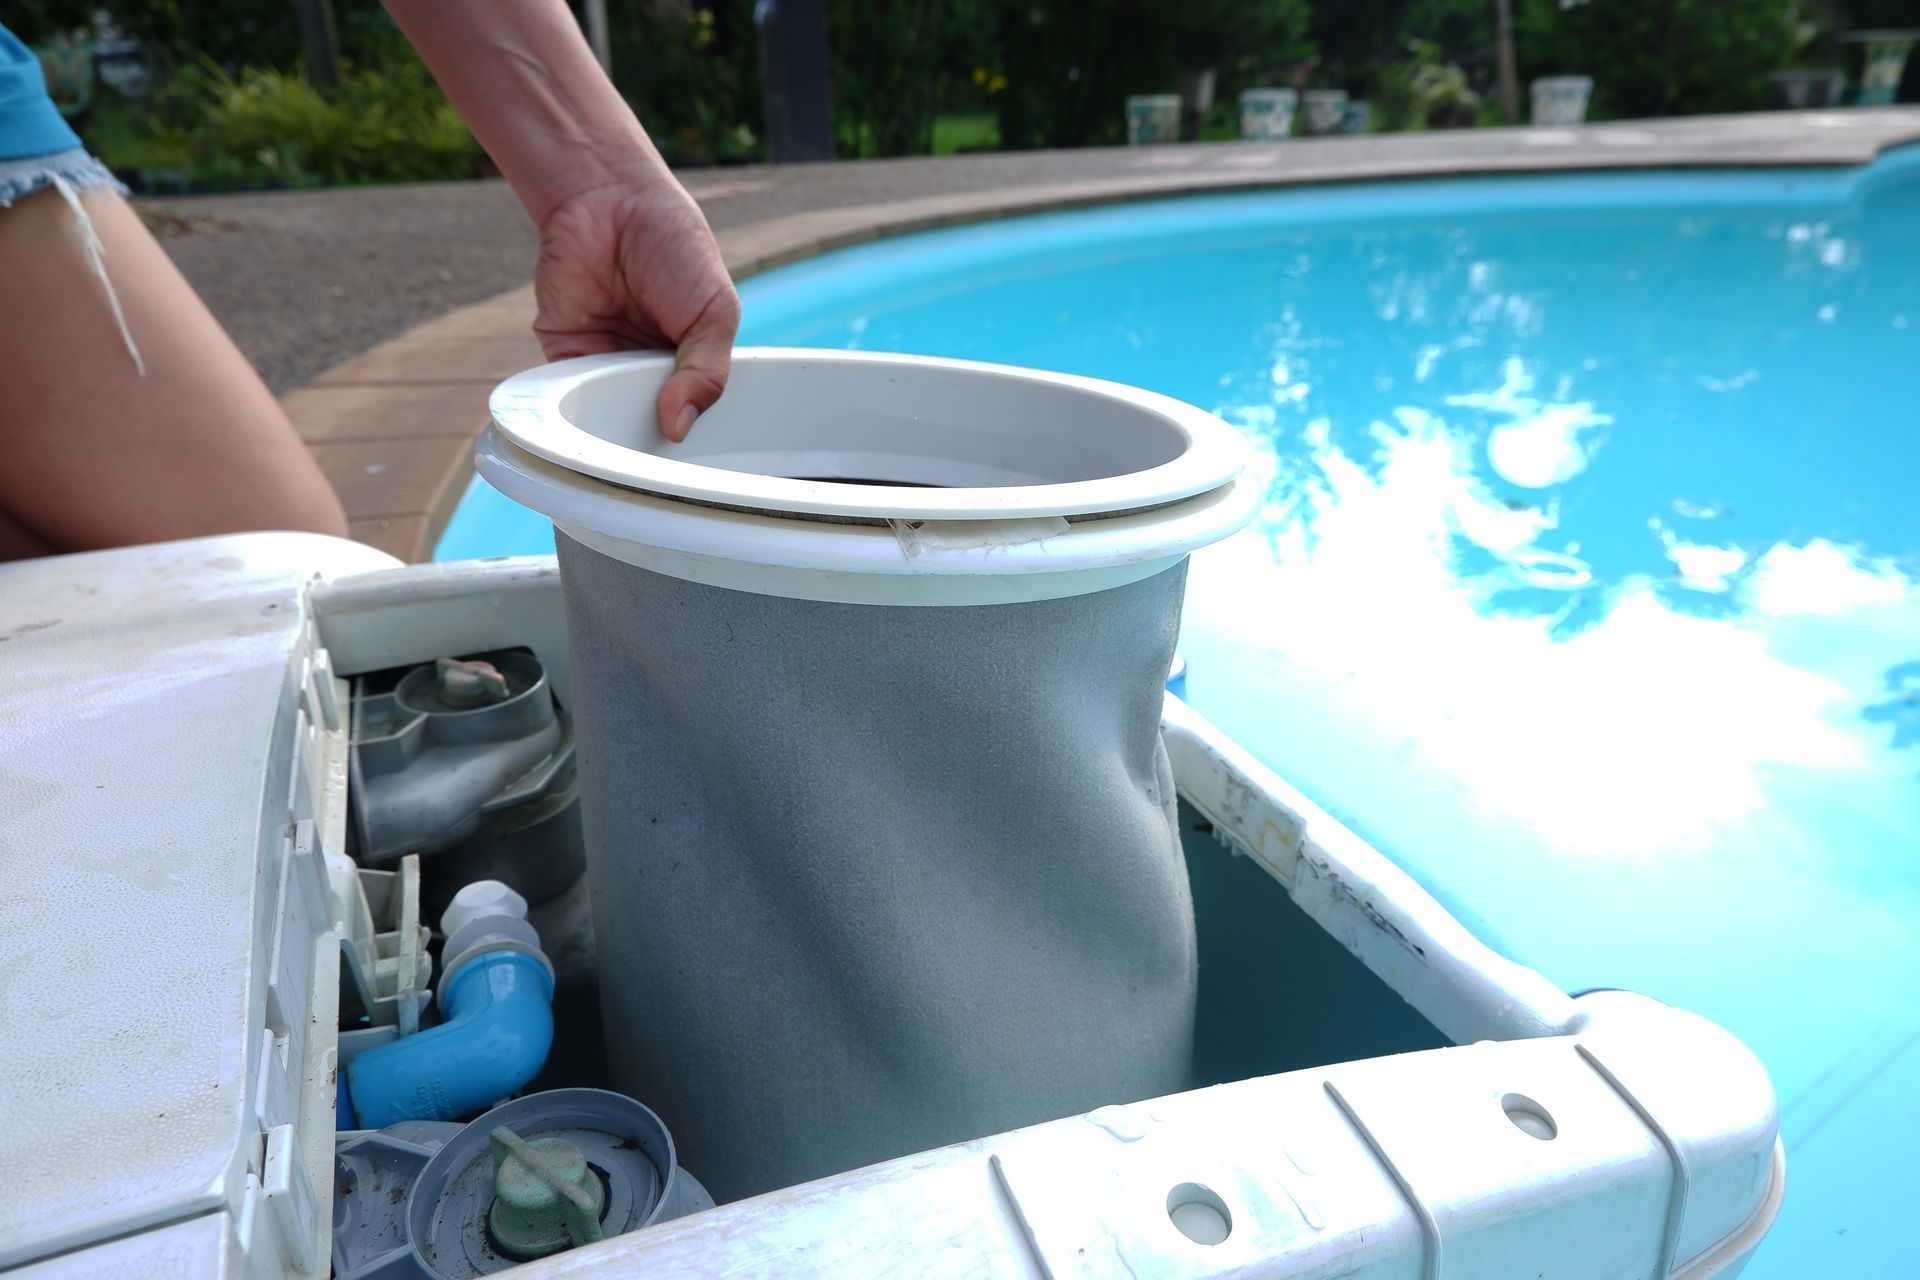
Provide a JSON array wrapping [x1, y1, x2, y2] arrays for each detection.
[[931, 112, 1000, 155]]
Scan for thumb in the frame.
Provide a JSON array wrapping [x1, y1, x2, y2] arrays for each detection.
[[656, 291, 740, 443]]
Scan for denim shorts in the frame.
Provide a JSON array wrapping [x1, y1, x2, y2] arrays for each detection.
[[0, 146, 123, 208]]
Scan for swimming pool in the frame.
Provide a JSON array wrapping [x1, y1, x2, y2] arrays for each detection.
[[437, 147, 1920, 1275]]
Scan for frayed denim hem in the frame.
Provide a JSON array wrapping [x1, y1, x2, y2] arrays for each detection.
[[0, 147, 126, 208]]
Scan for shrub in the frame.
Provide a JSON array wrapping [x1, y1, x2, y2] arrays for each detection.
[[1168, 0, 1315, 79], [171, 53, 480, 186], [1373, 39, 1483, 130], [608, 0, 764, 166], [1516, 0, 1803, 117], [8, 0, 306, 74], [992, 0, 1312, 151], [995, 0, 1167, 150], [20, 4, 479, 188], [77, 46, 480, 190]]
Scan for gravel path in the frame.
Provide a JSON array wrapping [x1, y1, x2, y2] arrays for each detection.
[[146, 151, 1199, 392], [148, 180, 539, 393], [147, 111, 1920, 394]]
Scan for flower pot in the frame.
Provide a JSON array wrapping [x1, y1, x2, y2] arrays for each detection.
[[1237, 87, 1297, 140], [1770, 68, 1848, 109], [1302, 89, 1349, 136], [32, 39, 93, 117], [1530, 75, 1593, 127], [1847, 31, 1918, 106], [1125, 93, 1182, 145]]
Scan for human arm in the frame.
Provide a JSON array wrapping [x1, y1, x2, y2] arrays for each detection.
[[382, 0, 738, 440]]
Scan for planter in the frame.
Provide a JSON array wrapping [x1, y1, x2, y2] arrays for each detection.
[[1302, 88, 1349, 136], [1769, 69, 1848, 109], [31, 39, 93, 117], [1237, 87, 1298, 140], [1843, 30, 1919, 106], [1125, 93, 1182, 145], [1530, 75, 1593, 126], [1339, 99, 1372, 134]]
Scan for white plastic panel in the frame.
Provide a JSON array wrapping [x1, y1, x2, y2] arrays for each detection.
[[8, 1212, 241, 1279], [1159, 693, 1582, 1044], [476, 426, 1263, 605], [0, 534, 393, 1272], [491, 348, 1251, 520], [508, 1005, 1778, 1279]]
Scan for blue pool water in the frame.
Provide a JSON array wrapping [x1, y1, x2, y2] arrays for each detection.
[[438, 149, 1920, 1273]]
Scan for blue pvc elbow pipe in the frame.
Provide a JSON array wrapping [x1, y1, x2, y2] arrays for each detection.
[[345, 951, 555, 1127]]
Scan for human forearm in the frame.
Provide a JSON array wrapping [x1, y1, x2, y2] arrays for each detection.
[[381, 0, 669, 225], [384, 0, 737, 438]]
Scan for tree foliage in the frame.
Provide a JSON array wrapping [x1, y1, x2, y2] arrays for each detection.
[[608, 0, 763, 164], [7, 0, 403, 74], [1167, 0, 1314, 70], [8, 0, 1862, 172], [991, 0, 1311, 150], [994, 0, 1166, 149], [827, 0, 964, 156], [1517, 0, 1804, 117]]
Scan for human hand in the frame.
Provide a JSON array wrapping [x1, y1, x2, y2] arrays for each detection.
[[532, 180, 740, 442], [378, 0, 739, 440]]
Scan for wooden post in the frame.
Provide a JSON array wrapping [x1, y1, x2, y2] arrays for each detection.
[[291, 0, 341, 88], [1494, 0, 1519, 123], [582, 0, 613, 71], [756, 0, 833, 163]]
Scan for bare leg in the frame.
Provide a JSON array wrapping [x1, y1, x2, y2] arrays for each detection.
[[0, 505, 54, 560], [0, 185, 347, 557]]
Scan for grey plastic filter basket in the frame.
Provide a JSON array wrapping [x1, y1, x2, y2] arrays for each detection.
[[481, 349, 1256, 1203]]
